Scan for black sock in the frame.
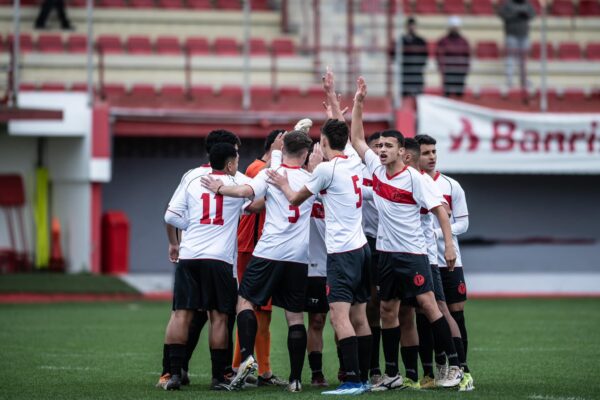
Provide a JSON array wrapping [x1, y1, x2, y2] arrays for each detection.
[[453, 337, 470, 373], [416, 313, 434, 378], [337, 344, 345, 372], [309, 351, 324, 378], [431, 317, 459, 367], [169, 344, 186, 376], [357, 335, 372, 383], [225, 312, 235, 374], [338, 336, 360, 383], [287, 324, 307, 382], [162, 344, 170, 375], [400, 346, 419, 382], [237, 309, 257, 361], [210, 348, 228, 382], [451, 311, 468, 359], [183, 310, 208, 371], [369, 326, 381, 375], [381, 326, 401, 377]]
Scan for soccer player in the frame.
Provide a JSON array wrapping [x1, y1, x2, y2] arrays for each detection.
[[267, 69, 372, 395], [158, 130, 242, 388], [202, 131, 315, 393], [350, 76, 464, 390], [162, 143, 258, 391], [233, 129, 287, 387], [415, 133, 474, 391]]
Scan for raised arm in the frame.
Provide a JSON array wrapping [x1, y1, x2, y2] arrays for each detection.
[[200, 176, 254, 198], [430, 206, 457, 270], [322, 67, 345, 122], [350, 76, 369, 160], [266, 169, 313, 206]]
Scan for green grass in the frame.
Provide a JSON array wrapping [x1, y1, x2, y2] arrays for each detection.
[[0, 273, 139, 294], [1, 299, 599, 399]]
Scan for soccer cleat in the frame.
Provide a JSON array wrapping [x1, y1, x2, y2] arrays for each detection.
[[322, 381, 368, 395], [210, 378, 231, 391], [294, 118, 313, 134], [435, 363, 448, 387], [311, 375, 329, 387], [258, 374, 288, 387], [400, 377, 421, 390], [227, 355, 258, 390], [337, 369, 346, 383], [155, 373, 170, 388], [369, 374, 383, 385], [440, 366, 463, 388], [286, 379, 302, 392], [243, 374, 258, 388], [181, 369, 190, 386], [458, 372, 474, 391], [419, 375, 436, 389], [159, 374, 181, 390], [370, 374, 404, 392]]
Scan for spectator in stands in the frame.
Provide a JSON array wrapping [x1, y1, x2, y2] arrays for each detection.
[[401, 17, 429, 96], [497, 0, 536, 89], [436, 16, 471, 97], [34, 0, 74, 30]]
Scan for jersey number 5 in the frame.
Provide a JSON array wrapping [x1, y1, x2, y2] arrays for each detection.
[[288, 205, 300, 223], [200, 193, 224, 225], [351, 175, 362, 208]]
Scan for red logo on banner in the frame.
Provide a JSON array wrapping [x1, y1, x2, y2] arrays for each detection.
[[450, 117, 480, 152], [458, 282, 467, 295], [413, 274, 425, 287]]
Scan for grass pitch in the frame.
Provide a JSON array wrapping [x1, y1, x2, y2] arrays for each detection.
[[1, 298, 599, 399]]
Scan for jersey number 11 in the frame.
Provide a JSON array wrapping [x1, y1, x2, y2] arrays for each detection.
[[200, 193, 224, 225]]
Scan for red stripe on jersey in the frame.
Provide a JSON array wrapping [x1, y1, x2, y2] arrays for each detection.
[[201, 163, 210, 167], [363, 178, 373, 187], [331, 155, 348, 160], [420, 207, 428, 215], [373, 175, 417, 205], [433, 171, 441, 181], [211, 170, 226, 175], [386, 166, 408, 180], [443, 194, 453, 210], [281, 164, 301, 169]]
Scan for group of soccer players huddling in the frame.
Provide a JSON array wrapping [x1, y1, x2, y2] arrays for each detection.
[[158, 68, 474, 395]]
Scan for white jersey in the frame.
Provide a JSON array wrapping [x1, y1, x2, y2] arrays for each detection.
[[432, 172, 469, 267], [419, 173, 446, 265], [308, 201, 327, 277], [305, 145, 366, 254], [249, 165, 315, 263], [165, 169, 251, 264], [365, 149, 444, 254], [361, 164, 378, 238]]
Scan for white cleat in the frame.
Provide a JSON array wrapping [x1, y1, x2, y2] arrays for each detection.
[[294, 118, 313, 134], [440, 366, 463, 388], [286, 379, 302, 392], [370, 374, 404, 392], [227, 355, 258, 390], [435, 363, 448, 387]]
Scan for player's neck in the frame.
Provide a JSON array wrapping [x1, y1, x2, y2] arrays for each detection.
[[329, 149, 344, 159], [385, 160, 406, 175], [282, 155, 304, 167]]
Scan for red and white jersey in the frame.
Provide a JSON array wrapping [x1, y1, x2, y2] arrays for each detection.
[[361, 164, 379, 239], [419, 173, 446, 265], [365, 149, 444, 254], [305, 148, 367, 254], [249, 165, 315, 263], [308, 202, 327, 277], [165, 170, 251, 265], [431, 172, 469, 267]]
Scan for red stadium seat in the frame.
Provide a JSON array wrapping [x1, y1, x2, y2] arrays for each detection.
[[219, 85, 243, 98], [130, 0, 155, 7], [71, 82, 93, 92], [40, 82, 66, 91], [188, 0, 212, 9], [185, 37, 210, 55], [585, 42, 600, 60], [159, 84, 186, 100], [156, 36, 181, 55], [101, 83, 127, 99], [561, 88, 587, 101], [558, 42, 582, 60], [579, 0, 600, 16], [158, 0, 183, 8], [272, 38, 295, 56], [251, 0, 271, 10], [470, 0, 494, 15], [250, 38, 269, 55], [216, 0, 242, 10], [126, 36, 153, 54], [250, 86, 274, 99], [214, 38, 239, 55], [529, 0, 542, 14], [19, 83, 37, 91], [7, 34, 34, 53], [414, 0, 438, 14], [305, 85, 324, 98], [476, 41, 500, 59], [507, 87, 529, 102], [442, 0, 465, 14], [424, 87, 443, 95], [99, 0, 127, 7], [130, 84, 156, 98], [550, 0, 574, 16], [190, 85, 213, 99], [67, 34, 87, 53], [478, 86, 502, 100], [97, 35, 124, 54], [530, 42, 554, 59], [427, 41, 437, 57], [38, 34, 64, 53], [279, 86, 302, 98]]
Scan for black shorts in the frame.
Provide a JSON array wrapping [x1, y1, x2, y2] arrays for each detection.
[[304, 276, 329, 314], [440, 267, 467, 304], [378, 252, 433, 302], [402, 264, 445, 307], [239, 257, 308, 313], [366, 235, 380, 288], [173, 259, 237, 314], [326, 244, 371, 304]]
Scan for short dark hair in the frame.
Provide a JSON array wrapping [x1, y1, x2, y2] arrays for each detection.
[[367, 132, 381, 144], [415, 134, 437, 145], [265, 129, 285, 152], [380, 129, 405, 147], [209, 143, 237, 170], [205, 130, 241, 154], [407, 17, 416, 25], [321, 119, 348, 151], [404, 137, 420, 156], [284, 130, 313, 156]]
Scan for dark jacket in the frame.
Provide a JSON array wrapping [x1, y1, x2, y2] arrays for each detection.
[[401, 33, 428, 91], [497, 0, 536, 38], [436, 33, 471, 75]]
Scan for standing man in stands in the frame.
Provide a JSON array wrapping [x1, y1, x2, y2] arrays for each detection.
[[436, 16, 471, 97], [401, 17, 429, 96]]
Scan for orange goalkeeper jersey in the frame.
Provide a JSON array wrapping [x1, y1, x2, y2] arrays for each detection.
[[237, 158, 267, 252]]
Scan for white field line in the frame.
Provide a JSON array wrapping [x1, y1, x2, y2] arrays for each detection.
[[528, 395, 591, 400], [39, 365, 98, 371]]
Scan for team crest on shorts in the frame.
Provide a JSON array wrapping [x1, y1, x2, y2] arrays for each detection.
[[413, 274, 425, 287], [458, 282, 467, 295]]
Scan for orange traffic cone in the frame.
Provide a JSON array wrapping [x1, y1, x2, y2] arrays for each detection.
[[48, 217, 65, 272]]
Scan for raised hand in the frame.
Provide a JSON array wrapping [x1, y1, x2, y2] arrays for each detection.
[[307, 143, 324, 172], [200, 175, 224, 193], [354, 76, 367, 103], [322, 93, 349, 119], [322, 66, 335, 95], [271, 131, 286, 152]]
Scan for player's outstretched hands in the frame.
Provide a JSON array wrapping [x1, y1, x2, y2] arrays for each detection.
[[322, 94, 348, 120], [266, 168, 289, 190], [271, 131, 286, 152], [445, 245, 457, 271], [354, 76, 367, 103], [307, 143, 324, 172], [322, 66, 335, 94], [200, 175, 224, 193]]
